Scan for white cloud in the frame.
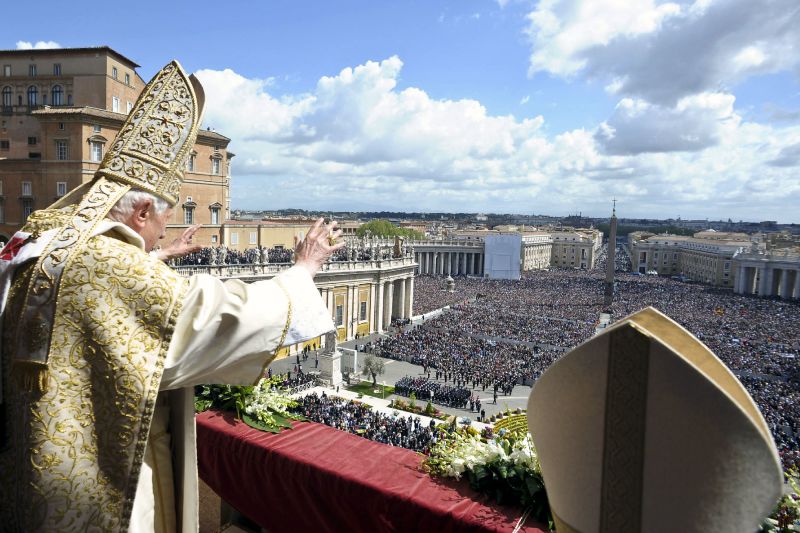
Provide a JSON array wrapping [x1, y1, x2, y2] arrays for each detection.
[[525, 0, 800, 105], [194, 57, 800, 221], [16, 40, 61, 50], [520, 95, 530, 105], [595, 92, 738, 154]]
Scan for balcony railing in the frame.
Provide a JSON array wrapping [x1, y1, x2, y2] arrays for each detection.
[[172, 256, 417, 278]]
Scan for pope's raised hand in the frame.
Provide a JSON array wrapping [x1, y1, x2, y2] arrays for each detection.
[[294, 218, 345, 277]]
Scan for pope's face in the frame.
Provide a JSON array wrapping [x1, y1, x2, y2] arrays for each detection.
[[141, 207, 173, 252]]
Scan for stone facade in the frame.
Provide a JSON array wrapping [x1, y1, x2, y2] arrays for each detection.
[[0, 46, 231, 244], [629, 231, 750, 287], [173, 254, 417, 358], [548, 228, 602, 270]]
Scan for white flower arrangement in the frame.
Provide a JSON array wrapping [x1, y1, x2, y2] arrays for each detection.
[[424, 426, 551, 523]]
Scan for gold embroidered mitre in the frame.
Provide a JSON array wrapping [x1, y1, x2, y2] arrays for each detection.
[[97, 60, 205, 206], [13, 60, 204, 379]]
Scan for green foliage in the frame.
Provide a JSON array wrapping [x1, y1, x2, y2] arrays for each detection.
[[409, 391, 417, 409], [361, 353, 386, 386], [347, 381, 395, 398], [425, 400, 435, 415], [424, 428, 552, 527], [194, 378, 304, 434], [761, 468, 800, 532], [242, 412, 296, 434], [356, 219, 424, 240], [194, 384, 253, 419]]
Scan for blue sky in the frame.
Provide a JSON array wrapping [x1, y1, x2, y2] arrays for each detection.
[[9, 0, 800, 222]]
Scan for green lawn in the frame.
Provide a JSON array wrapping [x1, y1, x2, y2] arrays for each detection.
[[347, 381, 395, 398]]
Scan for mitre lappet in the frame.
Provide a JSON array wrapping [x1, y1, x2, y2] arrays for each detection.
[[527, 307, 784, 533], [0, 60, 204, 393]]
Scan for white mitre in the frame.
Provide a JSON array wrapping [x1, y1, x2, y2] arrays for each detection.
[[527, 307, 783, 533]]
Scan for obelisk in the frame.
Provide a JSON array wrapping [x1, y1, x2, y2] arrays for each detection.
[[603, 200, 618, 309]]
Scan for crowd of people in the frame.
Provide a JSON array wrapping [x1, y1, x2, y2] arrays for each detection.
[[172, 243, 403, 267], [290, 392, 439, 453], [172, 246, 293, 266], [375, 328, 560, 397], [393, 376, 472, 409], [413, 275, 479, 315], [401, 252, 799, 470]]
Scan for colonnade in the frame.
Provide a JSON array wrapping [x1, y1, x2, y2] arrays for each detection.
[[414, 250, 484, 277], [317, 275, 415, 340], [736, 265, 800, 299]]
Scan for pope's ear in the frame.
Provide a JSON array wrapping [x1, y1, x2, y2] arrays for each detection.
[[131, 199, 153, 229]]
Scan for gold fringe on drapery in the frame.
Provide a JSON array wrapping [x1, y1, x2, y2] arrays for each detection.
[[11, 361, 49, 394]]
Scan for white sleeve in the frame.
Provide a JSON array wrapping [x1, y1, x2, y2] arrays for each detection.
[[160, 265, 333, 390]]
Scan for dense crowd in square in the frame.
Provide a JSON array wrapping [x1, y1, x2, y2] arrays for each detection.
[[289, 392, 439, 453], [401, 258, 799, 470]]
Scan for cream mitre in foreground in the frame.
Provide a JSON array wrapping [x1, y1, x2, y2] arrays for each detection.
[[527, 306, 783, 533]]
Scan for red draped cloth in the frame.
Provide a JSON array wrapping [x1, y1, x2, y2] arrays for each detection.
[[197, 410, 549, 532]]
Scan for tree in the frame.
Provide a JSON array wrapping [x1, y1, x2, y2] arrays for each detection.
[[356, 219, 424, 240], [361, 353, 386, 386]]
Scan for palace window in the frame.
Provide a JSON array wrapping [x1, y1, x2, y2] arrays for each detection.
[[335, 305, 344, 327], [126, 101, 133, 113], [22, 181, 32, 196], [360, 301, 367, 321], [249, 232, 257, 245], [1, 86, 11, 108], [230, 232, 239, 246], [211, 235, 218, 244], [112, 66, 118, 80], [3, 65, 10, 77], [55, 140, 68, 160], [29, 64, 37, 77], [56, 182, 67, 197], [51, 85, 63, 106], [184, 206, 194, 225], [27, 136, 37, 145], [210, 206, 220, 225], [27, 86, 38, 107], [187, 154, 195, 171], [53, 63, 61, 76], [90, 141, 103, 162], [22, 198, 33, 221], [212, 158, 220, 175], [112, 96, 119, 113], [124, 73, 130, 85], [0, 140, 8, 150]]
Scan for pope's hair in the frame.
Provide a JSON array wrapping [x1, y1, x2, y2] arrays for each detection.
[[107, 189, 170, 222]]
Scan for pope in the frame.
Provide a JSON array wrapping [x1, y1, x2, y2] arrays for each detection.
[[0, 60, 342, 532]]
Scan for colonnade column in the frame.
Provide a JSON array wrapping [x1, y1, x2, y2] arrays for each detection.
[[466, 253, 473, 275], [780, 270, 791, 299], [350, 285, 359, 339], [375, 282, 385, 333], [370, 282, 378, 334], [405, 276, 414, 318], [384, 281, 394, 329], [735, 265, 746, 294], [793, 270, 800, 299], [399, 278, 407, 319]]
